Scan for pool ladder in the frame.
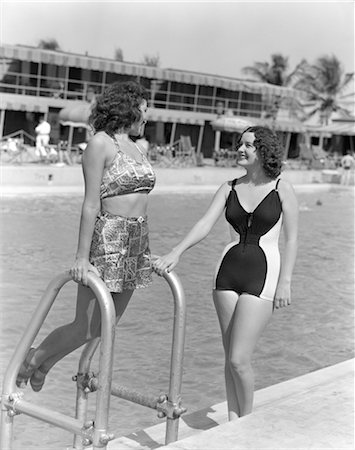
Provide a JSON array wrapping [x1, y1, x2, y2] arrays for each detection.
[[0, 270, 187, 449]]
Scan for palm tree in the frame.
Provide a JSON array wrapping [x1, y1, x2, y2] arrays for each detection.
[[114, 47, 124, 61], [38, 39, 60, 51], [142, 54, 160, 67], [293, 55, 354, 125], [242, 54, 308, 124], [242, 53, 306, 87]]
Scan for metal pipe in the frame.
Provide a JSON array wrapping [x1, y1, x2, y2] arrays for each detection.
[[110, 385, 161, 410], [160, 270, 187, 445], [2, 397, 92, 438], [73, 338, 100, 449], [85, 273, 116, 450]]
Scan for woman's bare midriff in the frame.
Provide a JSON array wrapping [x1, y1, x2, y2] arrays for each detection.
[[101, 192, 149, 218]]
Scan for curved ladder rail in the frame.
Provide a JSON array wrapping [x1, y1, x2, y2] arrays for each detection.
[[0, 271, 117, 450], [72, 269, 187, 448], [1, 269, 187, 450]]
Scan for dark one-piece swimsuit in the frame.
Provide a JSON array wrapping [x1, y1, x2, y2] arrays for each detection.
[[214, 178, 283, 301]]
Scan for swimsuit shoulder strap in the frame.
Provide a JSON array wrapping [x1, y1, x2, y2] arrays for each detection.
[[111, 135, 122, 152], [275, 178, 281, 191], [231, 178, 238, 190]]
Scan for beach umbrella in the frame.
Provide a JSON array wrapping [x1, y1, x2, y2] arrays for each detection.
[[210, 116, 254, 133], [59, 103, 93, 151], [58, 103, 92, 129]]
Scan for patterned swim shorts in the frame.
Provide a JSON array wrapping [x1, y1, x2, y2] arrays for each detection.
[[89, 211, 153, 293]]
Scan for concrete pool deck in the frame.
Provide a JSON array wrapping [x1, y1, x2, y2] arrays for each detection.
[[0, 163, 353, 195], [97, 358, 354, 450]]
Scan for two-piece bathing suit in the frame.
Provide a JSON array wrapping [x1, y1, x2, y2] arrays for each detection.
[[89, 136, 156, 293], [214, 178, 283, 302]]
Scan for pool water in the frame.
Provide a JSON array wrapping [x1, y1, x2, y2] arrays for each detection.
[[0, 187, 354, 449]]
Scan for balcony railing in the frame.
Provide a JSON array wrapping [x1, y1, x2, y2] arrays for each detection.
[[0, 70, 266, 118]]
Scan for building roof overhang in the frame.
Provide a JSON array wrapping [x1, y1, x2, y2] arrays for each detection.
[[306, 121, 355, 137], [210, 115, 306, 133], [0, 44, 301, 98]]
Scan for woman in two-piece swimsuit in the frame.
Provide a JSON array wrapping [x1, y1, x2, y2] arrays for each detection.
[[154, 126, 298, 419], [16, 81, 156, 391]]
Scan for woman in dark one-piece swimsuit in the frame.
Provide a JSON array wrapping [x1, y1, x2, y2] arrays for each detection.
[[154, 126, 299, 420]]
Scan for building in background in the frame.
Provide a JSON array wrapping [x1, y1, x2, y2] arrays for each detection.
[[1, 44, 349, 159]]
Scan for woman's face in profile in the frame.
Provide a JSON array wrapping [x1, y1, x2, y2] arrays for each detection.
[[236, 132, 259, 167], [129, 99, 148, 137]]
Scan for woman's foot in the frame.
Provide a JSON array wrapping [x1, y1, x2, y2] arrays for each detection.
[[30, 367, 48, 392], [16, 347, 37, 388]]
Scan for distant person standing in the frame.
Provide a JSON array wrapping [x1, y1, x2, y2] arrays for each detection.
[[340, 151, 355, 185], [35, 116, 51, 159]]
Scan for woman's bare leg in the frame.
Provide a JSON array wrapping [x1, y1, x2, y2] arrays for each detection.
[[228, 294, 273, 416], [213, 289, 240, 420], [19, 286, 133, 387]]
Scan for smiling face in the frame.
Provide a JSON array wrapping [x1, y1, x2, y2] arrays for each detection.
[[236, 132, 259, 168], [129, 99, 148, 137]]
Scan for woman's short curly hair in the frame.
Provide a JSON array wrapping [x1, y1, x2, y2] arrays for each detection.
[[241, 126, 284, 178], [89, 81, 149, 135]]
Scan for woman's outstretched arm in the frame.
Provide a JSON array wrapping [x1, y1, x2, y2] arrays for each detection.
[[153, 182, 230, 274], [274, 180, 299, 309]]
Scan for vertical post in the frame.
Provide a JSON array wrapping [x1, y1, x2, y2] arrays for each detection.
[[214, 130, 221, 152], [162, 271, 186, 445], [0, 395, 14, 450], [36, 61, 42, 96], [0, 109, 5, 139], [86, 274, 116, 450], [67, 126, 74, 153], [196, 124, 204, 156], [196, 124, 205, 166], [319, 133, 324, 150], [169, 122, 177, 147], [193, 85, 199, 112], [73, 338, 100, 449], [284, 132, 291, 159]]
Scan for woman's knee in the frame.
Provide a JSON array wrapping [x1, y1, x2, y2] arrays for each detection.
[[229, 351, 251, 376]]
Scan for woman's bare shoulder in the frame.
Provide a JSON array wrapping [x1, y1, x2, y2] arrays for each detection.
[[83, 132, 113, 164], [88, 131, 112, 147], [277, 178, 298, 203], [278, 178, 295, 193], [215, 180, 233, 197]]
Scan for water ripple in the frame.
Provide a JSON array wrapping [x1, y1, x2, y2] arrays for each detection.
[[0, 189, 353, 449]]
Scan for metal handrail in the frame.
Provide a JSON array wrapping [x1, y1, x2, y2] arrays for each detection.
[[72, 269, 187, 448], [0, 269, 187, 450]]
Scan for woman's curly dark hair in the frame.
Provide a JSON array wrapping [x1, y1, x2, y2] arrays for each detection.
[[89, 81, 149, 135], [241, 126, 284, 178]]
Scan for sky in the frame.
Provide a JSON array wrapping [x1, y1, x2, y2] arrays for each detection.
[[0, 0, 354, 80]]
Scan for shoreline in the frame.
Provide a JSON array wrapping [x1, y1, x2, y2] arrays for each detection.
[[1, 163, 352, 196], [0, 183, 349, 197]]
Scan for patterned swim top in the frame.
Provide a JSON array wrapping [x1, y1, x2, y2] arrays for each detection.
[[100, 138, 156, 199]]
